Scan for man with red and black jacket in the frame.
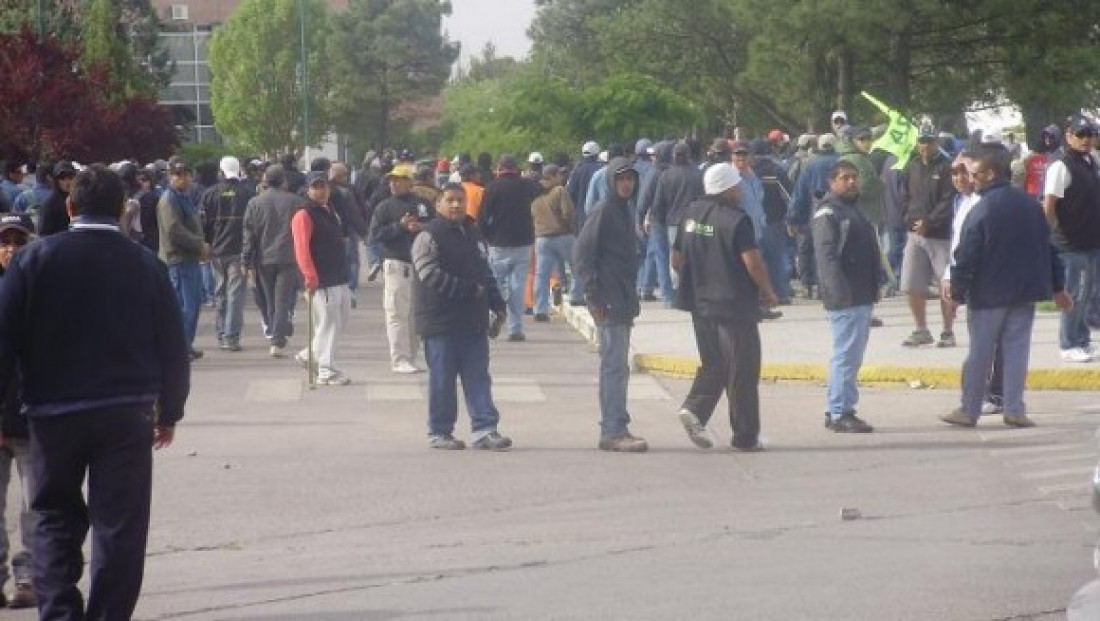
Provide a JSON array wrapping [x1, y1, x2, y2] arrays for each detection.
[[292, 172, 353, 386], [899, 126, 955, 348]]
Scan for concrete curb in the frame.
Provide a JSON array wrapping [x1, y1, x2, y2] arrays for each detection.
[[559, 301, 1100, 391]]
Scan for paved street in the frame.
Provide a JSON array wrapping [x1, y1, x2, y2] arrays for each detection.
[[5, 276, 1100, 620]]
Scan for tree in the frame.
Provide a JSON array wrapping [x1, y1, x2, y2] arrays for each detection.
[[328, 0, 459, 151], [208, 0, 334, 156]]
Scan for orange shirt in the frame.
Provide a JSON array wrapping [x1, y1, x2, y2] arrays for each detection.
[[463, 181, 484, 221]]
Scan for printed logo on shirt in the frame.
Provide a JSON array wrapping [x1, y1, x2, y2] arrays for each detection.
[[683, 218, 715, 237]]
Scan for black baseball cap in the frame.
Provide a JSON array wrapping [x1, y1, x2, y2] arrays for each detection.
[[0, 213, 34, 236]]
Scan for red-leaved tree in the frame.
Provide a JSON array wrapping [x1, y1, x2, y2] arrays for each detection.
[[0, 28, 178, 165]]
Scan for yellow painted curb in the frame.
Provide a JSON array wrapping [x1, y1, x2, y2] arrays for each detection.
[[633, 354, 1100, 391]]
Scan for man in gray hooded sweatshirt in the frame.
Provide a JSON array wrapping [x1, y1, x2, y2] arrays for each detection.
[[574, 157, 647, 452]]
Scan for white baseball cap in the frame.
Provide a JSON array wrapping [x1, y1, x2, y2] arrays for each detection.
[[704, 163, 742, 195], [582, 141, 600, 157], [220, 156, 242, 180], [528, 152, 544, 164]]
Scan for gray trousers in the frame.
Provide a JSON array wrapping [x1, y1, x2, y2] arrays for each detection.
[[961, 303, 1035, 416], [0, 439, 33, 587]]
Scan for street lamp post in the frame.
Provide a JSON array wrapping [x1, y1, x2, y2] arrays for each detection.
[[36, 0, 46, 41], [298, 0, 310, 165]]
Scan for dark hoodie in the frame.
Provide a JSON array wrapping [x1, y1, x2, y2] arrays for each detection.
[[573, 157, 640, 325], [566, 155, 603, 230], [637, 141, 673, 229]]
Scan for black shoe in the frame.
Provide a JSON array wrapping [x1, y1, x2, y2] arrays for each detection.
[[220, 342, 242, 352], [568, 298, 586, 307], [534, 313, 550, 322], [831, 414, 873, 433], [524, 307, 533, 316], [552, 285, 563, 306], [506, 332, 526, 342], [760, 308, 783, 320], [870, 317, 884, 328], [641, 291, 658, 301], [732, 440, 765, 452], [189, 349, 204, 361]]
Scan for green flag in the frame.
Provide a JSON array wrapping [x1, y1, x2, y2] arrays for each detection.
[[862, 91, 918, 170]]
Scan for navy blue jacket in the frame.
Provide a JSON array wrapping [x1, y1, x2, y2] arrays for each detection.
[[950, 180, 1064, 310], [0, 220, 190, 423]]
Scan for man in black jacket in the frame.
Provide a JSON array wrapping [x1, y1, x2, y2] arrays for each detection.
[[942, 148, 1072, 428], [673, 163, 778, 452], [412, 183, 511, 451], [370, 163, 435, 373], [0, 165, 189, 619], [813, 160, 882, 433], [649, 142, 704, 292], [202, 156, 254, 351], [37, 161, 76, 237], [574, 157, 648, 452], [477, 154, 538, 341]]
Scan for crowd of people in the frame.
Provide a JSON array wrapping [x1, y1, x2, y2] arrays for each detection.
[[0, 106, 1098, 615]]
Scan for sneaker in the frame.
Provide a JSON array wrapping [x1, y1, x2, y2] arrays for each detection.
[[640, 291, 658, 301], [831, 414, 874, 433], [981, 400, 1004, 415], [8, 582, 35, 608], [471, 431, 513, 451], [392, 361, 422, 374], [269, 345, 286, 358], [935, 331, 956, 348], [939, 408, 977, 428], [220, 341, 242, 352], [731, 440, 765, 452], [568, 298, 586, 307], [677, 409, 713, 449], [1061, 347, 1093, 363], [189, 349, 204, 361], [294, 351, 316, 369], [317, 373, 351, 386], [760, 308, 783, 321], [367, 263, 382, 282], [552, 285, 563, 307], [902, 329, 934, 347], [429, 434, 465, 450], [506, 332, 526, 342], [349, 294, 358, 309], [534, 313, 550, 322], [598, 433, 649, 452], [1003, 413, 1036, 428], [524, 307, 533, 316]]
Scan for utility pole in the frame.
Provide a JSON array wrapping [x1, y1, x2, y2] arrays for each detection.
[[36, 0, 46, 41], [299, 0, 311, 165]]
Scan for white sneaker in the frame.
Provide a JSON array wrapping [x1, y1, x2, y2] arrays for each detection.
[[269, 345, 285, 358], [392, 361, 422, 374], [1061, 347, 1093, 363], [980, 401, 1004, 415], [317, 372, 351, 386]]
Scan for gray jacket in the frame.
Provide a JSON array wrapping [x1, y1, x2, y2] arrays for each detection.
[[242, 188, 302, 267], [157, 187, 204, 265]]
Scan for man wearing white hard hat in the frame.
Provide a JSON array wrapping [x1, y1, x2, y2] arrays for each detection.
[[671, 163, 778, 452], [200, 156, 255, 352]]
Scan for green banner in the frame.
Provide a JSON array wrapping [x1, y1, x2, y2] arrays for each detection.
[[862, 91, 918, 170]]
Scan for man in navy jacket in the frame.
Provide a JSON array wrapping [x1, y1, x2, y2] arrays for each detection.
[[0, 165, 189, 619], [942, 148, 1070, 428]]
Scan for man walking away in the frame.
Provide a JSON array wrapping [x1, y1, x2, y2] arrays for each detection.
[[531, 164, 576, 321], [574, 157, 648, 452], [412, 183, 512, 451], [673, 163, 778, 452], [813, 161, 882, 433], [942, 148, 1071, 427], [202, 156, 254, 352], [0, 165, 189, 620]]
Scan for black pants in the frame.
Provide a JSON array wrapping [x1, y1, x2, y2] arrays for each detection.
[[682, 314, 762, 448], [29, 405, 154, 621], [796, 226, 816, 290], [258, 263, 301, 348]]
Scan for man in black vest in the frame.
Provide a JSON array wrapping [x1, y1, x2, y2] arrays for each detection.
[[673, 163, 778, 452], [411, 183, 512, 450], [0, 165, 189, 619], [1042, 114, 1100, 363], [291, 172, 352, 385]]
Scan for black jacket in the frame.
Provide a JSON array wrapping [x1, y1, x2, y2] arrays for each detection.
[[566, 157, 602, 229], [412, 216, 505, 337], [369, 192, 435, 263], [202, 178, 254, 258], [674, 195, 760, 321], [902, 152, 954, 239], [38, 190, 70, 237], [951, 180, 1064, 309], [478, 173, 538, 247], [812, 193, 883, 311], [573, 157, 640, 325], [242, 188, 301, 267], [652, 163, 704, 226]]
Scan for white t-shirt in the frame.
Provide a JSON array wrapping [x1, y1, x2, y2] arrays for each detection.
[[1043, 160, 1071, 198], [944, 192, 981, 281]]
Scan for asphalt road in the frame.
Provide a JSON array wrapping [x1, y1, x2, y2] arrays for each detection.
[[5, 277, 1098, 620]]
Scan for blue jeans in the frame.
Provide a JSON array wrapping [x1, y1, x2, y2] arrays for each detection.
[[635, 232, 656, 294], [201, 262, 215, 304], [346, 233, 361, 292], [961, 304, 1034, 417], [424, 332, 500, 438], [488, 245, 530, 337], [168, 261, 203, 348], [597, 322, 632, 437], [760, 221, 792, 300], [881, 226, 907, 282], [1059, 250, 1100, 350], [642, 227, 673, 304], [534, 235, 574, 315], [825, 305, 873, 419], [212, 255, 245, 345]]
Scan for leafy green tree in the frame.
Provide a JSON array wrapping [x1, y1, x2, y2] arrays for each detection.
[[328, 0, 459, 151], [208, 0, 333, 155]]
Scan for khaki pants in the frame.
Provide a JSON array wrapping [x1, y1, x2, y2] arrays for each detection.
[[298, 284, 351, 379], [383, 259, 418, 366]]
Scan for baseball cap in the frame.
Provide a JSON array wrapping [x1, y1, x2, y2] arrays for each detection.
[[710, 138, 732, 155], [1066, 114, 1094, 135], [305, 171, 329, 186], [634, 139, 653, 155], [704, 163, 742, 195], [219, 156, 242, 180], [168, 160, 191, 176], [611, 160, 636, 177], [0, 213, 35, 236], [730, 140, 750, 154], [832, 110, 848, 123], [53, 161, 77, 178], [387, 163, 414, 180], [527, 152, 544, 165], [581, 141, 600, 157]]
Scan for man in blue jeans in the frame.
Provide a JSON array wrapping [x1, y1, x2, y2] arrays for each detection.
[[574, 157, 648, 452], [157, 161, 210, 360], [812, 160, 882, 433], [1041, 114, 1100, 363], [478, 154, 538, 341], [412, 183, 512, 451]]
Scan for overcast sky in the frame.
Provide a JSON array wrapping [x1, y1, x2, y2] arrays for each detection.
[[444, 0, 537, 68]]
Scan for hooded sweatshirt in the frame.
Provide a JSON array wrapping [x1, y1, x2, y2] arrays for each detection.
[[573, 157, 640, 325]]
